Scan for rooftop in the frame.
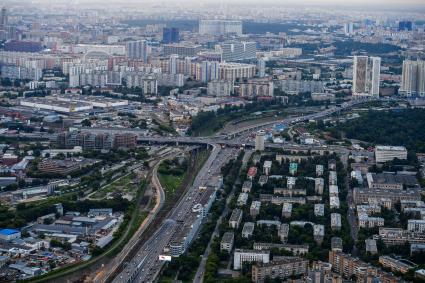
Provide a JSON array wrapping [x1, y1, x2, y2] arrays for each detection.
[[0, 229, 20, 235], [375, 146, 407, 151]]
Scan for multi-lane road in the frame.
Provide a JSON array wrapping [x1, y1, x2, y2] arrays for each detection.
[[112, 146, 239, 283]]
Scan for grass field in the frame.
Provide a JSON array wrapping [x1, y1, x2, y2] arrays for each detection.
[[158, 173, 185, 199], [91, 173, 138, 199]]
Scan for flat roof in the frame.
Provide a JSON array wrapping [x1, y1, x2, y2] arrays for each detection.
[[375, 145, 407, 151], [0, 229, 20, 235]]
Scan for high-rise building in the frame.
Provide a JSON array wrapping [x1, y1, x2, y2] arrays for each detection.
[[163, 44, 201, 57], [399, 21, 413, 31], [216, 41, 257, 62], [257, 59, 266, 77], [255, 131, 266, 151], [207, 80, 233, 96], [352, 56, 368, 94], [162, 27, 179, 44], [200, 60, 220, 83], [219, 62, 256, 82], [68, 64, 84, 87], [199, 20, 242, 36], [400, 60, 425, 97], [344, 23, 354, 36], [370, 57, 381, 97], [352, 56, 381, 97], [169, 54, 179, 75], [125, 40, 148, 62], [0, 7, 7, 28]]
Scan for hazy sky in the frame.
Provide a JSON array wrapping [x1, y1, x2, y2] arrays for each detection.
[[22, 0, 425, 4]]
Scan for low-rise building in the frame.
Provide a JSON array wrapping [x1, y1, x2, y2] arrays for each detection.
[[379, 256, 417, 274], [37, 159, 82, 175], [313, 225, 325, 244], [257, 220, 281, 228], [329, 171, 337, 186], [0, 229, 21, 241], [366, 172, 418, 190], [220, 232, 235, 253], [229, 209, 243, 229], [315, 178, 324, 195], [331, 237, 343, 252], [330, 196, 340, 209], [331, 213, 342, 231], [329, 251, 399, 282], [258, 175, 268, 186], [357, 204, 381, 216], [316, 165, 324, 176], [282, 203, 293, 218], [408, 219, 425, 233], [254, 243, 309, 255], [375, 146, 407, 163], [365, 239, 377, 255], [250, 201, 261, 219], [358, 215, 384, 228], [242, 222, 255, 238], [273, 188, 306, 196], [233, 249, 270, 270], [374, 227, 425, 246], [287, 177, 296, 189], [329, 185, 339, 197], [242, 181, 252, 193], [237, 192, 249, 206], [252, 257, 308, 283], [314, 204, 325, 217], [278, 224, 289, 243], [354, 187, 421, 204], [263, 161, 272, 176]]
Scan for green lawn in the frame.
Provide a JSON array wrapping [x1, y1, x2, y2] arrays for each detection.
[[158, 172, 185, 199]]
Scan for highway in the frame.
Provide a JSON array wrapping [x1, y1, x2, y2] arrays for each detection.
[[94, 149, 182, 283], [112, 219, 177, 283], [112, 146, 239, 283], [193, 149, 252, 283]]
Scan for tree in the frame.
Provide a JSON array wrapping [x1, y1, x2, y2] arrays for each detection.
[[81, 119, 92, 127]]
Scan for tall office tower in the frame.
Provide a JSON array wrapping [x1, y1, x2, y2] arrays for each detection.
[[162, 27, 179, 44], [68, 64, 84, 87], [217, 41, 257, 62], [125, 40, 148, 62], [200, 61, 209, 83], [353, 56, 368, 94], [400, 60, 425, 97], [399, 21, 413, 31], [184, 57, 194, 76], [210, 61, 220, 81], [257, 59, 266, 77], [255, 131, 266, 151], [0, 7, 7, 27], [344, 23, 354, 36], [169, 54, 179, 75], [200, 61, 220, 83], [352, 56, 381, 97], [370, 57, 381, 97], [199, 20, 242, 36]]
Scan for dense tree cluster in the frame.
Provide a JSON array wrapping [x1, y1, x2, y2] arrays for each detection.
[[330, 109, 425, 152], [189, 100, 285, 136]]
